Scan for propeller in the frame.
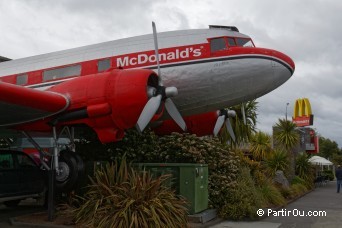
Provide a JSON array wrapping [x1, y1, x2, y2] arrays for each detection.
[[136, 22, 187, 133], [213, 109, 236, 142], [241, 102, 247, 125]]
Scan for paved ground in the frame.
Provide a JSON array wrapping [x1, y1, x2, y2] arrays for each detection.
[[1, 181, 341, 227], [211, 180, 342, 228], [0, 199, 44, 227]]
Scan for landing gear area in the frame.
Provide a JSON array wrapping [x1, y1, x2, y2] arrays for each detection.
[[56, 150, 84, 192], [21, 126, 84, 220]]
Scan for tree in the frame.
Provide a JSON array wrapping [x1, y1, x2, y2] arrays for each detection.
[[318, 137, 341, 160], [249, 131, 272, 161], [332, 154, 342, 166]]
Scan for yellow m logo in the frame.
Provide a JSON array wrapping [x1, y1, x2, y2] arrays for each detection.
[[293, 98, 312, 118]]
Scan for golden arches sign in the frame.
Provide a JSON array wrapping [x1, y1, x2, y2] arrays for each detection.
[[293, 98, 312, 117], [292, 98, 314, 126]]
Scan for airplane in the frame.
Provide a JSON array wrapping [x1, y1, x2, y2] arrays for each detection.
[[0, 23, 295, 190]]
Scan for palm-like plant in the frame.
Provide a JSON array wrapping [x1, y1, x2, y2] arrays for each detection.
[[273, 119, 299, 150], [273, 118, 300, 180], [220, 100, 258, 146], [265, 148, 289, 176], [250, 131, 272, 161]]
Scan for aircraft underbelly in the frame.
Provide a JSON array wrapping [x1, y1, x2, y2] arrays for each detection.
[[0, 102, 52, 126], [161, 57, 291, 116]]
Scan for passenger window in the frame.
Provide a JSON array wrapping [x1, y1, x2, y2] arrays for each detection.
[[236, 38, 254, 47], [43, 65, 81, 82], [210, 38, 227, 52], [16, 74, 28, 85], [98, 59, 111, 72], [0, 154, 14, 169]]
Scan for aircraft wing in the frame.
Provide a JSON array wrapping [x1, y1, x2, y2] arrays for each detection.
[[0, 82, 69, 127]]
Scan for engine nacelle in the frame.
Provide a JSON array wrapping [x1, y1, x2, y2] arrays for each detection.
[[153, 111, 219, 137], [48, 69, 159, 143]]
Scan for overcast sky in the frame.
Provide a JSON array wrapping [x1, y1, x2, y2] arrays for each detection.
[[1, 0, 342, 147]]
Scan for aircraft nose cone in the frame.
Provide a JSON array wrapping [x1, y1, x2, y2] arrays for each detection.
[[271, 49, 295, 75]]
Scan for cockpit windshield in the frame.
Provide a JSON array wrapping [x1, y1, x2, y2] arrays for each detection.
[[235, 38, 254, 47], [210, 37, 255, 52]]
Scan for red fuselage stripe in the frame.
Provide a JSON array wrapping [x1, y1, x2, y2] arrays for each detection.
[[0, 44, 294, 88]]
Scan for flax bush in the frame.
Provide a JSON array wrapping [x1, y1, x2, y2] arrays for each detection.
[[290, 183, 308, 198], [70, 157, 188, 228], [257, 181, 286, 207]]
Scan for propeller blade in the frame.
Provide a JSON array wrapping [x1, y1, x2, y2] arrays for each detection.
[[136, 94, 162, 132], [213, 115, 226, 136], [165, 98, 187, 131], [152, 21, 162, 84], [146, 21, 186, 131], [225, 118, 236, 142], [241, 103, 246, 125]]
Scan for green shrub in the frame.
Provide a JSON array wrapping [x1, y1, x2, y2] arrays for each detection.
[[257, 181, 286, 207], [252, 170, 268, 187], [111, 132, 240, 217], [75, 130, 247, 219], [241, 156, 262, 174], [70, 156, 188, 227], [289, 185, 301, 198], [290, 183, 308, 198], [220, 167, 264, 220], [265, 149, 289, 177], [322, 170, 334, 181], [296, 153, 315, 188], [291, 176, 306, 186], [279, 187, 292, 199], [249, 131, 272, 161]]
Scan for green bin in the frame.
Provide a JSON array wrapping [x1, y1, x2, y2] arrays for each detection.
[[135, 163, 208, 214]]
